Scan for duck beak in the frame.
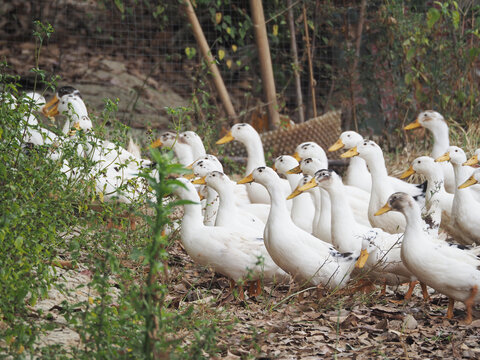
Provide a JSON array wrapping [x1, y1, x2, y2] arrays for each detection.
[[237, 173, 254, 184], [198, 191, 205, 201], [400, 165, 415, 179], [216, 131, 234, 145], [292, 152, 301, 161], [151, 138, 163, 148], [192, 176, 206, 185], [298, 178, 318, 192], [458, 175, 478, 189], [374, 202, 392, 216], [463, 155, 479, 167], [286, 165, 301, 174], [340, 146, 359, 158], [271, 164, 277, 172], [328, 138, 344, 152], [404, 118, 422, 130], [435, 152, 450, 162], [183, 172, 196, 180], [355, 249, 369, 268], [286, 186, 303, 200], [42, 95, 60, 117]]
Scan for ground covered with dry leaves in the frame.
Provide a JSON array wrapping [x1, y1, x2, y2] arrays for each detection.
[[165, 238, 480, 359], [34, 223, 480, 359]]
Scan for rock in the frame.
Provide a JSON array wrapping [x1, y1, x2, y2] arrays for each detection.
[[403, 314, 418, 330]]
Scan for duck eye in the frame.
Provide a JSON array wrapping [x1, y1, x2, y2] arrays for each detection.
[[258, 169, 262, 173], [455, 149, 458, 152], [417, 160, 421, 164], [347, 134, 350, 137]]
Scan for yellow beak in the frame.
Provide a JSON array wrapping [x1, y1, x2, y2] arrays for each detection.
[[435, 152, 450, 162], [216, 131, 235, 145], [328, 138, 345, 152], [237, 173, 254, 184], [151, 138, 163, 148], [458, 175, 478, 189], [42, 95, 60, 117], [355, 249, 369, 268], [340, 146, 359, 158], [271, 164, 277, 172], [298, 177, 318, 192], [286, 187, 303, 200], [404, 118, 422, 130], [374, 202, 392, 216], [292, 152, 301, 161], [463, 155, 479, 167], [183, 173, 196, 180], [192, 176, 206, 185], [286, 165, 301, 174], [400, 165, 415, 179], [198, 191, 205, 201]]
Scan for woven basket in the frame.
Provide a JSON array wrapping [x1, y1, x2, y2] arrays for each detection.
[[224, 110, 342, 160]]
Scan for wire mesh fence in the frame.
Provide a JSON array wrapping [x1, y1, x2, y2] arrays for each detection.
[[2, 1, 479, 141]]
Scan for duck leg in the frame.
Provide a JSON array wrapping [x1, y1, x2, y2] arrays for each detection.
[[403, 281, 418, 301], [247, 280, 262, 297], [446, 298, 455, 319], [463, 285, 478, 325], [380, 279, 387, 296], [229, 279, 245, 301], [420, 282, 429, 301]]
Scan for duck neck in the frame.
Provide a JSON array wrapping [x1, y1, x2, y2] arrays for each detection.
[[430, 123, 450, 158], [402, 203, 424, 246], [325, 183, 358, 248], [243, 134, 266, 174], [265, 179, 291, 223], [451, 161, 471, 187], [190, 140, 206, 160], [364, 154, 389, 182], [424, 170, 447, 203], [214, 185, 239, 225], [182, 201, 205, 235], [173, 143, 193, 165], [285, 172, 302, 191], [204, 188, 218, 226]]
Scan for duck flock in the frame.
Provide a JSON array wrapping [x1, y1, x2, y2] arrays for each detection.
[[16, 87, 480, 324]]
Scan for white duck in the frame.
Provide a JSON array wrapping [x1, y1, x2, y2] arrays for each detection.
[[300, 170, 415, 288], [273, 155, 315, 232], [43, 86, 93, 134], [179, 130, 206, 161], [293, 141, 328, 168], [239, 167, 359, 289], [288, 174, 332, 243], [376, 192, 480, 323], [216, 123, 291, 205], [341, 140, 426, 233], [328, 131, 371, 192], [404, 111, 455, 193], [464, 149, 480, 167], [21, 92, 58, 146], [400, 156, 453, 233], [174, 178, 289, 294], [290, 157, 370, 227], [195, 171, 265, 237], [436, 146, 480, 244], [154, 131, 194, 166]]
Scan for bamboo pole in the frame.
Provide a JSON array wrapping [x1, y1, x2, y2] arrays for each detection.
[[351, 0, 367, 132], [287, 0, 304, 123], [303, 4, 317, 119], [249, 0, 281, 130], [183, 0, 237, 120]]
